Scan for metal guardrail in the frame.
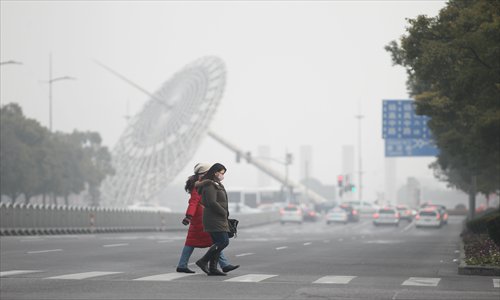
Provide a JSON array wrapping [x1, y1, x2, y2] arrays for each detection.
[[0, 203, 280, 235]]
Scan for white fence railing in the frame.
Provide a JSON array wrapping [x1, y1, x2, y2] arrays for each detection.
[[0, 203, 279, 235]]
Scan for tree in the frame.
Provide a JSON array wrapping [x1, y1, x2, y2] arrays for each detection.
[[385, 0, 500, 217], [68, 131, 115, 206], [0, 104, 48, 204]]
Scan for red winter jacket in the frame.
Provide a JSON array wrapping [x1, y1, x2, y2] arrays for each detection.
[[184, 188, 213, 247]]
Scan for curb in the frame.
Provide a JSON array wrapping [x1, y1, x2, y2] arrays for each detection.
[[458, 239, 500, 276]]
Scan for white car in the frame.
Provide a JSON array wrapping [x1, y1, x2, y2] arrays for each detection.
[[228, 202, 260, 214], [279, 204, 303, 224], [373, 207, 400, 226], [415, 208, 442, 228], [326, 207, 348, 224]]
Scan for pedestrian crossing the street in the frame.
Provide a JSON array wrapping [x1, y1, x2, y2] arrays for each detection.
[[1, 269, 498, 289]]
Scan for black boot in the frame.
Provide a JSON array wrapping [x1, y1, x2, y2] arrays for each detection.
[[195, 245, 217, 274], [208, 250, 226, 276], [222, 264, 240, 273]]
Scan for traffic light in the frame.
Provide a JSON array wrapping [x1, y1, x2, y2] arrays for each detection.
[[236, 152, 241, 163], [351, 184, 356, 193], [337, 175, 343, 187], [286, 153, 293, 164]]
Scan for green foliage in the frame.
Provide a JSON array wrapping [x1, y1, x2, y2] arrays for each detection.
[[466, 208, 499, 234], [0, 103, 114, 206], [385, 0, 500, 195], [463, 232, 500, 266], [486, 211, 500, 246]]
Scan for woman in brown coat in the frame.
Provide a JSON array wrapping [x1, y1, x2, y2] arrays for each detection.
[[195, 163, 236, 276], [176, 163, 238, 273]]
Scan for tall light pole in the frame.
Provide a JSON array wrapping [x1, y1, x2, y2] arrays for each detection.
[[43, 53, 76, 131], [355, 112, 364, 205]]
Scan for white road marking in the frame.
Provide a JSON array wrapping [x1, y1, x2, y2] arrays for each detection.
[[156, 240, 173, 243], [493, 278, 500, 288], [235, 253, 254, 257], [102, 243, 129, 248], [275, 246, 288, 250], [303, 242, 312, 246], [402, 222, 414, 232], [47, 271, 122, 280], [313, 275, 357, 284], [0, 270, 41, 277], [225, 274, 277, 282], [27, 249, 62, 254], [20, 238, 44, 242], [134, 273, 197, 281], [402, 277, 440, 287]]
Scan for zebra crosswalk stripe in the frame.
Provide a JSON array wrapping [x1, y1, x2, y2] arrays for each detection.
[[0, 270, 41, 277], [225, 274, 277, 282], [493, 279, 499, 288], [46, 271, 122, 280], [313, 276, 357, 284], [402, 277, 440, 287], [133, 273, 197, 281]]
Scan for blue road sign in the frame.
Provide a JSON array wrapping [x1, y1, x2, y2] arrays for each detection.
[[382, 99, 439, 157], [385, 139, 439, 157], [382, 100, 432, 139]]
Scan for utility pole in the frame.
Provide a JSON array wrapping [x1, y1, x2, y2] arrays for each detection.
[[355, 110, 364, 205], [44, 53, 76, 131]]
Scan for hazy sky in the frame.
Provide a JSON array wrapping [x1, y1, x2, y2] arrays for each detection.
[[0, 0, 449, 203]]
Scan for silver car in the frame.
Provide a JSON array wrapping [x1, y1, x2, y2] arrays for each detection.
[[415, 208, 442, 228], [326, 207, 348, 224], [373, 207, 400, 226]]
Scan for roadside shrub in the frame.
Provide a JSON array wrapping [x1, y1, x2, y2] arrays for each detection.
[[486, 213, 500, 246], [466, 208, 499, 234]]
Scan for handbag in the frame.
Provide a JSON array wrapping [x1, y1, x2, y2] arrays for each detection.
[[228, 218, 239, 238]]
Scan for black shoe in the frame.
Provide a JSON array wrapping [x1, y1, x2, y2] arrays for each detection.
[[176, 267, 195, 273], [196, 260, 210, 274], [208, 268, 227, 276], [222, 264, 240, 273]]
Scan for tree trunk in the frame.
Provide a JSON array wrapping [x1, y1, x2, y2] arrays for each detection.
[[468, 175, 477, 220]]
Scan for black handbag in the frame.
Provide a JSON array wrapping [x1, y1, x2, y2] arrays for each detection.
[[228, 218, 239, 238]]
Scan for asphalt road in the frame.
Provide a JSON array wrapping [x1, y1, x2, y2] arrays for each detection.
[[1, 215, 499, 300]]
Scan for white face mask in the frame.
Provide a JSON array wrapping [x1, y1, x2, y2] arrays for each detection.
[[216, 173, 225, 182]]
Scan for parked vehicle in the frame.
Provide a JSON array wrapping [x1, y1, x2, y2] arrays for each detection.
[[326, 207, 348, 224], [415, 208, 442, 228], [279, 204, 303, 224], [373, 207, 400, 226]]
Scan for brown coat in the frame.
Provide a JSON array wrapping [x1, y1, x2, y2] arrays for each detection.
[[199, 180, 229, 232]]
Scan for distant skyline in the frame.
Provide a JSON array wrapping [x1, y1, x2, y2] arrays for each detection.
[[0, 1, 452, 203]]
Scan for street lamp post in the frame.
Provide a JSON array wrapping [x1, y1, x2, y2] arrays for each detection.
[[355, 113, 364, 207], [43, 53, 75, 131]]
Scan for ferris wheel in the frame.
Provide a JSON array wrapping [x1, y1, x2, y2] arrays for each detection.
[[100, 56, 226, 206]]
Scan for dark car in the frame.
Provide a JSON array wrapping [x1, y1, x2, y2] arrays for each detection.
[[302, 207, 318, 222], [396, 204, 413, 221], [339, 203, 360, 222]]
